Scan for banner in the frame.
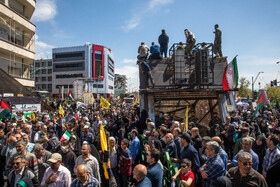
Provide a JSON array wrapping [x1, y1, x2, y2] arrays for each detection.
[[100, 96, 111, 109]]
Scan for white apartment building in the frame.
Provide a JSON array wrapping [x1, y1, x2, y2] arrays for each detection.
[[0, 0, 36, 87]]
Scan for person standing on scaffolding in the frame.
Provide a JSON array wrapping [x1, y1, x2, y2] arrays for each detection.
[[184, 29, 196, 58], [213, 24, 223, 57], [137, 60, 155, 89]]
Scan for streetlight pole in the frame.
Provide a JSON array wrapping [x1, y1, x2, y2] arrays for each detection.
[[252, 71, 264, 100]]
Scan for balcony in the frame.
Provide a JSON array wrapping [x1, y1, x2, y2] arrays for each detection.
[[0, 3, 36, 33], [0, 53, 34, 87], [0, 37, 35, 60]]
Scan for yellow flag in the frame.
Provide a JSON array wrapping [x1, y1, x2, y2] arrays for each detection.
[[184, 106, 188, 133], [134, 97, 137, 105], [100, 124, 109, 179], [100, 96, 111, 109], [31, 111, 35, 120], [59, 104, 64, 116], [137, 96, 139, 104]]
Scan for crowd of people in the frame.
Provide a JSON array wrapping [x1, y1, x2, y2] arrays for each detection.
[[0, 99, 280, 187]]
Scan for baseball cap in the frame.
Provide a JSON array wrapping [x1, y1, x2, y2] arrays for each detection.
[[48, 153, 62, 163], [202, 136, 211, 141]]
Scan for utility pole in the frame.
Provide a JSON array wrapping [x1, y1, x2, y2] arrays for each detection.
[[252, 71, 264, 101]]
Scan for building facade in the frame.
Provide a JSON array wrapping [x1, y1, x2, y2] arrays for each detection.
[[34, 59, 52, 93], [0, 0, 36, 87], [114, 74, 128, 97], [52, 43, 114, 98]]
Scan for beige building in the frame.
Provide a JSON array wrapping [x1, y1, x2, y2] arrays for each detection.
[[0, 0, 36, 87]]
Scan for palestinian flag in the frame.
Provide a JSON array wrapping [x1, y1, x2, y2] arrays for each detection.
[[61, 130, 71, 141], [67, 90, 74, 101], [0, 99, 12, 120], [253, 90, 270, 119], [223, 56, 239, 91]]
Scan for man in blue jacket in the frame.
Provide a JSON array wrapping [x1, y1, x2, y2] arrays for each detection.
[[146, 148, 163, 187], [149, 42, 161, 59], [129, 129, 140, 164]]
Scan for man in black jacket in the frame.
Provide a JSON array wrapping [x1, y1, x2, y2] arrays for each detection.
[[163, 133, 178, 158], [8, 155, 40, 187], [158, 29, 169, 58]]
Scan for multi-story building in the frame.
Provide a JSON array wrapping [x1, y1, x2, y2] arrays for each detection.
[[0, 0, 36, 87], [34, 59, 52, 93], [114, 74, 128, 97], [52, 43, 114, 98]]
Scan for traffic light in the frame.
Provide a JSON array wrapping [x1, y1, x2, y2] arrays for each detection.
[[253, 91, 258, 101], [274, 79, 277, 86], [271, 79, 278, 87]]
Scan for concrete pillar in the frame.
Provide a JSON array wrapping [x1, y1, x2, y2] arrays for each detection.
[[147, 94, 155, 122]]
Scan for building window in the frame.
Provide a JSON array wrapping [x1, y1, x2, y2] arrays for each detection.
[[42, 69, 46, 74], [108, 56, 114, 64], [48, 84, 52, 90], [48, 69, 52, 74], [48, 77, 52, 81], [92, 84, 103, 88], [56, 85, 73, 89], [35, 77, 39, 82], [42, 77, 46, 82], [53, 62, 85, 72], [48, 61, 52, 66], [108, 67, 114, 76], [35, 62, 40, 67], [42, 84, 46, 89], [56, 74, 83, 79], [109, 86, 113, 89], [55, 52, 83, 59]]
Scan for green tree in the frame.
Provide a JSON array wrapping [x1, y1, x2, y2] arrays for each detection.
[[237, 77, 252, 98], [267, 87, 280, 101]]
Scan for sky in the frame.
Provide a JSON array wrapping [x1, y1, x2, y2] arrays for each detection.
[[32, 0, 280, 91]]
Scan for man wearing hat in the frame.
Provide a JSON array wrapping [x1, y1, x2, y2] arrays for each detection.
[[81, 125, 94, 145], [173, 133, 201, 179], [199, 136, 212, 165], [41, 153, 72, 187], [137, 60, 155, 89]]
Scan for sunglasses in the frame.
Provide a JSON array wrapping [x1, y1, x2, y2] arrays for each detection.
[[13, 162, 21, 166], [240, 161, 252, 166], [180, 165, 187, 168]]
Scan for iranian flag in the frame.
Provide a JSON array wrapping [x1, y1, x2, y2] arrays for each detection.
[[61, 130, 71, 141], [223, 56, 239, 91], [67, 90, 74, 101], [75, 109, 81, 120], [0, 99, 12, 120], [253, 90, 270, 119], [144, 129, 151, 135]]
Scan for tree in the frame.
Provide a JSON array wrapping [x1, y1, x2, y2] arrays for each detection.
[[267, 87, 280, 101], [237, 77, 252, 98]]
